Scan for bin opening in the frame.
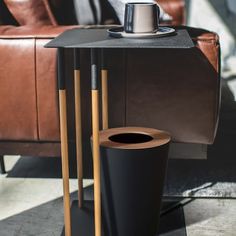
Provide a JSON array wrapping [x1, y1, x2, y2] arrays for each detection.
[[109, 133, 153, 144]]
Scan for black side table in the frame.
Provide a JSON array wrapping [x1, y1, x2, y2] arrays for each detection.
[[45, 28, 194, 236]]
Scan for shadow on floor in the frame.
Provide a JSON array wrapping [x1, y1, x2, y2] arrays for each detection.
[[0, 186, 191, 236], [208, 78, 236, 162], [6, 156, 77, 179], [6, 156, 61, 179], [164, 159, 236, 197], [5, 154, 236, 198], [0, 183, 192, 236]]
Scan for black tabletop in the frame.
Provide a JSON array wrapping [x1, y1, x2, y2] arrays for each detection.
[[45, 28, 194, 49]]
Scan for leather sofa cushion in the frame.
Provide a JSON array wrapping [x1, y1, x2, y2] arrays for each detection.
[[0, 38, 38, 140], [36, 39, 60, 141], [3, 0, 57, 25]]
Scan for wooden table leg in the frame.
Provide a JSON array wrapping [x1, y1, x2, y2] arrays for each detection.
[[58, 48, 71, 236], [101, 49, 108, 130], [91, 48, 102, 236], [74, 49, 83, 208]]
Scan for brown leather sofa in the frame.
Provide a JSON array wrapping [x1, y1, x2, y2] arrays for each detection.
[[0, 0, 220, 175]]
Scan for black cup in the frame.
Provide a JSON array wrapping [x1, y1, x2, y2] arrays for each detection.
[[124, 2, 160, 33]]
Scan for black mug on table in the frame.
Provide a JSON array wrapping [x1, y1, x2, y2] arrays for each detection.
[[124, 2, 160, 33]]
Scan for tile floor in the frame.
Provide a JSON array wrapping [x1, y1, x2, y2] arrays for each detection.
[[1, 155, 236, 236]]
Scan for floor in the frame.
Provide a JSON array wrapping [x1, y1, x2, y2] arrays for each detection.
[[1, 155, 236, 236]]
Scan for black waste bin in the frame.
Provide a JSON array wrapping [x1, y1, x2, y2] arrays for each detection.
[[93, 127, 170, 236]]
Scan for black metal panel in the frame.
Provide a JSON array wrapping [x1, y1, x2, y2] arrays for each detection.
[[45, 29, 194, 49]]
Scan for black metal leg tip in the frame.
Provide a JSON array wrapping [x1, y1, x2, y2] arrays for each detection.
[[0, 156, 6, 174], [61, 200, 104, 236]]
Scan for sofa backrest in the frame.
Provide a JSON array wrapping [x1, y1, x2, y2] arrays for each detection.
[[0, 0, 185, 26], [0, 0, 18, 25], [3, 0, 58, 25]]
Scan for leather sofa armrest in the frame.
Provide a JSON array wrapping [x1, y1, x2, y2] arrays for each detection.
[[194, 33, 220, 73], [0, 24, 120, 39], [182, 26, 220, 72], [0, 25, 78, 39], [186, 26, 221, 142], [157, 0, 185, 25]]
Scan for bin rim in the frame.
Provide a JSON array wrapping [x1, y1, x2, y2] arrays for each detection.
[[96, 127, 171, 150]]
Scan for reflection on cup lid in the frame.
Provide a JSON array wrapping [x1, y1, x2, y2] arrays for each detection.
[[124, 2, 160, 34]]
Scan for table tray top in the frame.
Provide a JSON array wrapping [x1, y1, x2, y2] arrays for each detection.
[[45, 28, 194, 49]]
